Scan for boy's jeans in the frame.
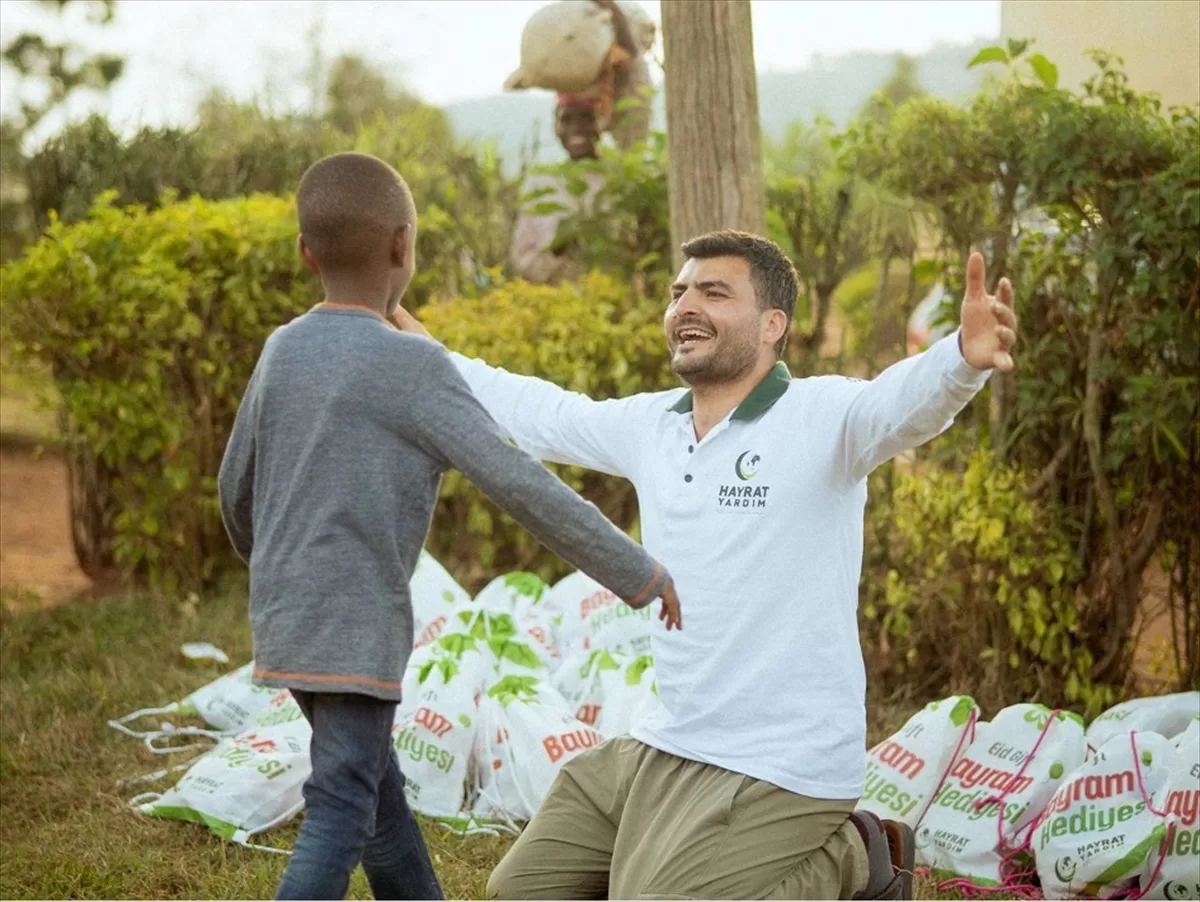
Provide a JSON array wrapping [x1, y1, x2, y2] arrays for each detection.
[[276, 691, 444, 901]]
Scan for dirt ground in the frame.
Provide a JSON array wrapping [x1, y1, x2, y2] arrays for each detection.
[[0, 447, 1185, 687], [0, 449, 93, 607]]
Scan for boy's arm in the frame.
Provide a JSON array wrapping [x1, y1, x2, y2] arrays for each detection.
[[217, 370, 260, 563], [402, 341, 678, 624]]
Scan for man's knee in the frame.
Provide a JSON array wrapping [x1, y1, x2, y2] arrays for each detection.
[[487, 847, 523, 900]]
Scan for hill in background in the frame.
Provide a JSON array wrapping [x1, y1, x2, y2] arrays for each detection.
[[444, 41, 990, 171]]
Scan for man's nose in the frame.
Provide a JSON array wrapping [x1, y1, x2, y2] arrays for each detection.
[[672, 288, 703, 318]]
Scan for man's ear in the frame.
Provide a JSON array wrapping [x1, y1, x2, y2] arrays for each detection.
[[764, 308, 788, 347], [391, 224, 411, 268], [297, 235, 320, 275]]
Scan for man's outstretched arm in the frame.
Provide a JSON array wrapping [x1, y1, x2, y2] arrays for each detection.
[[831, 251, 1018, 486], [396, 338, 681, 630], [392, 307, 650, 481]]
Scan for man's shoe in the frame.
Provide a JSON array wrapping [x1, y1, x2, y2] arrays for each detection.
[[850, 811, 915, 900]]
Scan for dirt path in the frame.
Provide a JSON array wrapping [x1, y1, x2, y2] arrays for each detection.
[[0, 449, 92, 607]]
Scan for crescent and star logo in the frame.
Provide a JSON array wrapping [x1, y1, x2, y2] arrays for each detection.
[[718, 451, 770, 509], [735, 451, 761, 481]]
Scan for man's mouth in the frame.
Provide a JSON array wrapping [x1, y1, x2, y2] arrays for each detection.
[[674, 326, 716, 350]]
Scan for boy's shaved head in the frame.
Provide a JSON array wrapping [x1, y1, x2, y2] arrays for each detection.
[[297, 152, 416, 275]]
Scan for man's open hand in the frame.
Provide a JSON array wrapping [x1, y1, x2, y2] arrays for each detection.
[[960, 251, 1018, 372], [658, 577, 682, 631], [392, 306, 433, 340]]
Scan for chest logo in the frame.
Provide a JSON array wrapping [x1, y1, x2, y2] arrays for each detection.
[[719, 451, 770, 509], [735, 450, 761, 481]]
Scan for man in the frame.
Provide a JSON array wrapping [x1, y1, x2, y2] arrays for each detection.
[[395, 231, 1017, 900], [508, 96, 606, 284], [509, 0, 651, 284]]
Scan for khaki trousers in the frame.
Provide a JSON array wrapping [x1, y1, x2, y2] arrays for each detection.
[[488, 737, 870, 900]]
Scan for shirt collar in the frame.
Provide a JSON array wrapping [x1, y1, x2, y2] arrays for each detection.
[[669, 361, 792, 422]]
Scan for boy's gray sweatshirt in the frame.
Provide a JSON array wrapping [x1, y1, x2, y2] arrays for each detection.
[[218, 306, 668, 700]]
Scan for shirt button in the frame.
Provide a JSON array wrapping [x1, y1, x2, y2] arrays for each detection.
[[684, 474, 693, 483], [688, 445, 694, 453]]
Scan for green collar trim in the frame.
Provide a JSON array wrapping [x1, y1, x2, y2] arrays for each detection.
[[669, 361, 792, 421]]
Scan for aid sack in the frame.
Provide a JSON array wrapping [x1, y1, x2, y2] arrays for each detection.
[[917, 703, 1087, 887], [1035, 730, 1174, 899], [1142, 719, 1200, 900], [860, 695, 979, 828]]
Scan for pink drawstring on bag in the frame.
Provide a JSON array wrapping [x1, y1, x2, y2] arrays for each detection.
[[935, 708, 1064, 899]]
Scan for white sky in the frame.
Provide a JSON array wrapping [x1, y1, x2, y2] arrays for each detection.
[[0, 0, 1000, 139]]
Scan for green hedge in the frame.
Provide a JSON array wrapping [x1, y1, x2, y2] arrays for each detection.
[[2, 193, 313, 590], [1, 193, 673, 593]]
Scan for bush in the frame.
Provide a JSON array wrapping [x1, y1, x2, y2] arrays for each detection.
[[419, 273, 674, 591], [860, 450, 1112, 715], [1, 198, 676, 594], [16, 107, 517, 310], [1, 193, 314, 590]]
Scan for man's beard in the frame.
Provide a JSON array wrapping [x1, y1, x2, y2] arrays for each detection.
[[670, 332, 759, 387]]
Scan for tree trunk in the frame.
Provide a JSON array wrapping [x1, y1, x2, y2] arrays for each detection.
[[869, 241, 896, 378], [662, 0, 765, 271]]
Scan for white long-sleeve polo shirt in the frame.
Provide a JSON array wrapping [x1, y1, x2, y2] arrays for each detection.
[[451, 332, 990, 799]]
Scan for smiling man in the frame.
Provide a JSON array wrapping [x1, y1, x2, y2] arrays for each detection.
[[395, 230, 1018, 900]]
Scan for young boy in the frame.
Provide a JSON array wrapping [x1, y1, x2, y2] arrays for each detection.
[[217, 151, 681, 901]]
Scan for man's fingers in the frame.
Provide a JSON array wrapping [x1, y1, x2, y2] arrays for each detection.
[[965, 251, 986, 301], [991, 299, 1017, 330], [996, 326, 1017, 349], [997, 277, 1014, 309], [994, 351, 1015, 373], [392, 307, 432, 338]]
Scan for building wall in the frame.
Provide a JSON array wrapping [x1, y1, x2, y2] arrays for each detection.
[[1001, 0, 1200, 107]]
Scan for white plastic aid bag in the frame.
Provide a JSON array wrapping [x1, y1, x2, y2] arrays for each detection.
[[543, 571, 609, 659], [473, 572, 549, 620], [1087, 693, 1200, 755], [586, 595, 655, 659], [410, 550, 472, 648], [596, 653, 657, 737], [1142, 720, 1200, 900], [134, 715, 312, 849], [391, 636, 489, 820], [1035, 730, 1174, 899], [109, 661, 283, 754], [553, 647, 624, 727], [916, 703, 1087, 888], [473, 675, 605, 823], [860, 696, 979, 829], [453, 606, 555, 681], [545, 571, 655, 660]]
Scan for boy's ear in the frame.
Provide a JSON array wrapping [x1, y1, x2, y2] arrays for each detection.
[[390, 224, 411, 267], [297, 235, 320, 275]]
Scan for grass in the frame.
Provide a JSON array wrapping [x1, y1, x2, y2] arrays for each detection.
[[0, 586, 511, 899], [0, 584, 958, 899]]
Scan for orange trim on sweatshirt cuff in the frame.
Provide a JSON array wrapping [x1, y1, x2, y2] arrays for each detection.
[[627, 562, 665, 609], [254, 667, 401, 691]]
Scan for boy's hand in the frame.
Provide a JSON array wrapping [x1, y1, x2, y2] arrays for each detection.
[[392, 307, 433, 340], [658, 578, 682, 631]]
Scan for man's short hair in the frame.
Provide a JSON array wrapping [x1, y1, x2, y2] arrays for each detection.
[[297, 152, 416, 275], [681, 230, 799, 355]]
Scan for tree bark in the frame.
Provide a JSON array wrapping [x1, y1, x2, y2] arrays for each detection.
[[662, 0, 765, 271]]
